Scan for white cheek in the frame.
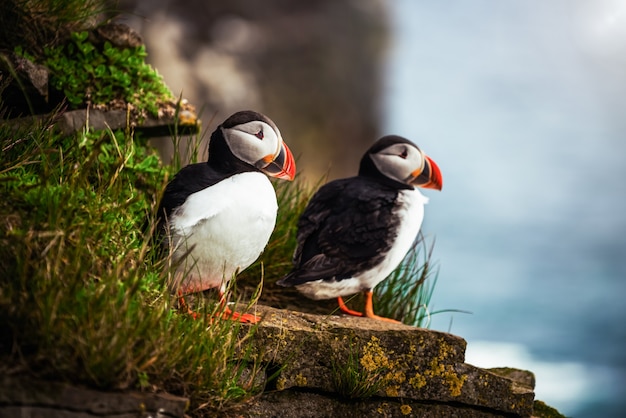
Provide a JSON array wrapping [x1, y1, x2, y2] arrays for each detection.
[[224, 123, 280, 165], [373, 155, 410, 183]]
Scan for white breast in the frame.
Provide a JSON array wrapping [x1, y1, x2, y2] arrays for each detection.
[[168, 172, 278, 293], [296, 188, 428, 300], [358, 188, 428, 289]]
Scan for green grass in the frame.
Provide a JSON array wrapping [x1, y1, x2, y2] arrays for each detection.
[[331, 337, 388, 399], [0, 113, 267, 414], [0, 0, 110, 56]]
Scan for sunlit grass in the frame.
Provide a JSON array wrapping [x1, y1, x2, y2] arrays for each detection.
[[0, 112, 268, 414]]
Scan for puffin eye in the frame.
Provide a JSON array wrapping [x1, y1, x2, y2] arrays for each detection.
[[255, 129, 264, 139], [399, 148, 408, 159]]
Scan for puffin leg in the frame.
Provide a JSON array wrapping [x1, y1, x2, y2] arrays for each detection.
[[177, 290, 198, 319], [337, 296, 363, 317], [177, 288, 260, 323], [363, 290, 401, 324], [218, 291, 260, 324]]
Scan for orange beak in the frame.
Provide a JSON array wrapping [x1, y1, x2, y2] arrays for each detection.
[[410, 155, 443, 190], [259, 142, 296, 181]]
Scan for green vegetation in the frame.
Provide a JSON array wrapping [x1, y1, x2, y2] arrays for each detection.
[[532, 400, 567, 418], [331, 337, 389, 399], [0, 124, 273, 413], [41, 31, 173, 117], [0, 114, 268, 413], [4, 1, 174, 119], [0, 0, 109, 55]]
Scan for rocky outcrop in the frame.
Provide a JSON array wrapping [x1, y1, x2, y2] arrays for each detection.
[[246, 305, 536, 418], [0, 305, 555, 418]]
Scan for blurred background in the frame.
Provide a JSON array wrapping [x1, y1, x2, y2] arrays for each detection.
[[118, 1, 626, 416]]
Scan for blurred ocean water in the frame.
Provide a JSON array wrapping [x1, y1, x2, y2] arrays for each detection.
[[383, 1, 626, 416]]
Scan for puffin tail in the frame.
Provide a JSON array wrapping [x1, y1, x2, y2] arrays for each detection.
[[276, 271, 300, 287]]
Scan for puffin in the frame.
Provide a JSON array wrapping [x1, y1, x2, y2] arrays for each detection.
[[157, 110, 296, 323], [277, 135, 442, 323]]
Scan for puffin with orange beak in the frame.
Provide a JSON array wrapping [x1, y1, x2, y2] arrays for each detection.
[[277, 135, 441, 323], [157, 110, 296, 323]]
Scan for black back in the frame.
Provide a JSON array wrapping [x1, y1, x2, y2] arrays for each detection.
[[279, 176, 403, 285]]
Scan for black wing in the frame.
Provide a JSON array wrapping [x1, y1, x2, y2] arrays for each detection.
[[156, 163, 227, 229], [279, 177, 399, 286]]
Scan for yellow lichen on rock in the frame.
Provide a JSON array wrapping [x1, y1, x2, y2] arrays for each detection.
[[422, 344, 468, 397], [387, 370, 406, 384], [295, 373, 308, 386], [360, 336, 394, 372], [404, 338, 468, 397], [385, 384, 399, 397], [443, 367, 467, 397], [408, 373, 427, 389], [275, 376, 287, 391], [400, 404, 412, 415]]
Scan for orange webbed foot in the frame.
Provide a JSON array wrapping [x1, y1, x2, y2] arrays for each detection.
[[337, 296, 363, 317], [363, 290, 402, 324], [221, 306, 261, 323]]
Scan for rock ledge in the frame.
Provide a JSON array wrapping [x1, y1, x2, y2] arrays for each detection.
[[245, 305, 536, 417], [0, 305, 555, 418]]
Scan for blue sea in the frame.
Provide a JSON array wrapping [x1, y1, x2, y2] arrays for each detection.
[[384, 1, 626, 416]]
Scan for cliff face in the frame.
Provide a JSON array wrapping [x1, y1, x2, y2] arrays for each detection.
[[1, 305, 549, 418]]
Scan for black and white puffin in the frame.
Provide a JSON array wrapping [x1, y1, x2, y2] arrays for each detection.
[[277, 135, 442, 323], [157, 110, 296, 323]]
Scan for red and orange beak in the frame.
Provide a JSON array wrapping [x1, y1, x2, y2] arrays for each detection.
[[410, 155, 443, 190], [259, 141, 296, 181]]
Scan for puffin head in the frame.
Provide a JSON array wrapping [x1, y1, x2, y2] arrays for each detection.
[[359, 135, 443, 190], [209, 110, 296, 180]]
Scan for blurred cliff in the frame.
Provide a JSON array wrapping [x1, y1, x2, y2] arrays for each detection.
[[118, 0, 390, 181]]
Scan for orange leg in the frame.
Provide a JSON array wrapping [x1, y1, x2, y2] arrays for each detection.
[[177, 290, 198, 319], [177, 289, 260, 323], [337, 296, 363, 317], [362, 290, 401, 324], [218, 291, 260, 324]]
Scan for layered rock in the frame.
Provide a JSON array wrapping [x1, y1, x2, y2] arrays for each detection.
[[0, 305, 564, 417], [246, 305, 536, 418]]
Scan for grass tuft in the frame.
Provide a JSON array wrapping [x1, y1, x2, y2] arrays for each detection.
[[331, 337, 388, 399], [0, 110, 267, 413], [0, 0, 110, 56]]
